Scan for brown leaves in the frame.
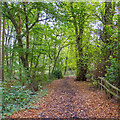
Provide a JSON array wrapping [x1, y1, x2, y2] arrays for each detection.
[[9, 77, 119, 118]]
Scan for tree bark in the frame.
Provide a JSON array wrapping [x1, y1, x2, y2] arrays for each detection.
[[75, 36, 87, 81], [24, 3, 29, 71], [117, 4, 120, 88], [70, 2, 87, 81], [52, 46, 63, 73], [2, 19, 5, 82], [101, 2, 115, 77], [5, 25, 9, 68], [64, 56, 68, 75], [0, 2, 2, 82]]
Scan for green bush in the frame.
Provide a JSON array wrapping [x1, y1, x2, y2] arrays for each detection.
[[2, 82, 36, 116], [105, 56, 119, 85], [52, 70, 63, 79], [86, 73, 93, 79], [35, 74, 48, 86]]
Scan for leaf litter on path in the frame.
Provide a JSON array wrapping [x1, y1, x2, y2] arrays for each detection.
[[8, 77, 119, 118]]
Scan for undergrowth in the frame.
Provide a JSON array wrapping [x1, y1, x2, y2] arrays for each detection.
[[2, 81, 48, 118]]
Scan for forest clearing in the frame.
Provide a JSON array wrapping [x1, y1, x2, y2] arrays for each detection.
[[0, 1, 120, 119]]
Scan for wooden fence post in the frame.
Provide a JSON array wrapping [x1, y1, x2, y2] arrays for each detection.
[[98, 77, 120, 99], [101, 79, 102, 92]]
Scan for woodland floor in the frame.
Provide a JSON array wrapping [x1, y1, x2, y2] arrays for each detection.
[[9, 77, 119, 118]]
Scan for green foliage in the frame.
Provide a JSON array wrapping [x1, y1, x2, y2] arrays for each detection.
[[33, 73, 57, 87], [52, 70, 63, 79], [2, 82, 35, 116], [105, 56, 119, 84], [36, 73, 48, 86], [86, 73, 93, 79]]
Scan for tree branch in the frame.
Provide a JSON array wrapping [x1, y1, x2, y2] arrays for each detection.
[[93, 14, 103, 23], [34, 53, 41, 68], [22, 14, 49, 37], [28, 13, 39, 31], [38, 18, 50, 22], [21, 12, 39, 37], [28, 17, 49, 31], [4, 3, 19, 33]]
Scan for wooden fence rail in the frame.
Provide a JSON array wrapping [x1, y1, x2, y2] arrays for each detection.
[[98, 77, 120, 99]]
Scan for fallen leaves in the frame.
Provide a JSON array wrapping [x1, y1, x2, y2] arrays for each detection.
[[8, 77, 119, 118]]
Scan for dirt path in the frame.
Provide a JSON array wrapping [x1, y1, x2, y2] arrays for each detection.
[[10, 77, 119, 118]]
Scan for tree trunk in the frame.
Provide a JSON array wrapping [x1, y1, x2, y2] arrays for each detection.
[[2, 19, 5, 82], [48, 47, 51, 76], [70, 2, 87, 81], [52, 47, 63, 73], [0, 2, 2, 82], [100, 2, 115, 77], [117, 4, 120, 88], [64, 47, 69, 75], [64, 57, 68, 75], [24, 3, 29, 72], [75, 35, 87, 81], [5, 25, 9, 68], [19, 56, 22, 81]]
